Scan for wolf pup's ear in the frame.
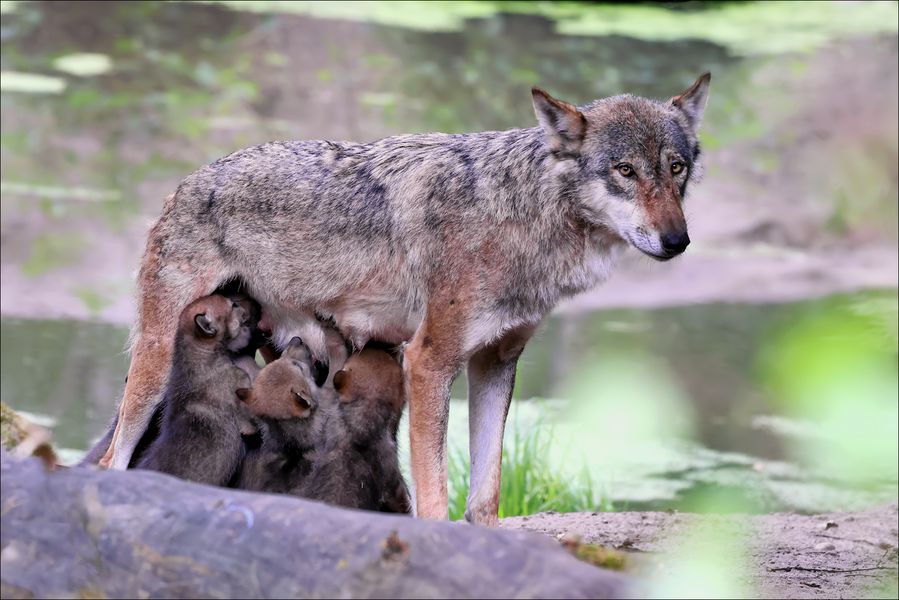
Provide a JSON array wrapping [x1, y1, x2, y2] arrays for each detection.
[[195, 313, 218, 338], [531, 87, 587, 156], [670, 72, 711, 129], [291, 390, 313, 412], [333, 370, 350, 394]]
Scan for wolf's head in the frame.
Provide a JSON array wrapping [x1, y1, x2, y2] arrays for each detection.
[[533, 73, 710, 261]]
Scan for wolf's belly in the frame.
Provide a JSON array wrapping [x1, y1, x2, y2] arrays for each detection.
[[324, 296, 423, 348], [264, 294, 423, 358]]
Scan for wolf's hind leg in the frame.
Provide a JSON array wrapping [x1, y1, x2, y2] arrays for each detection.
[[80, 413, 117, 465], [99, 242, 221, 469]]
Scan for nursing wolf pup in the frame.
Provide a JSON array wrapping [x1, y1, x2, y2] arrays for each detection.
[[80, 290, 263, 466], [132, 294, 257, 485], [298, 348, 411, 514], [100, 74, 711, 526], [234, 337, 331, 493]]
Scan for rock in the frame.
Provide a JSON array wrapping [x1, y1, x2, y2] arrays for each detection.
[[813, 542, 836, 552], [0, 453, 629, 599], [820, 520, 838, 530]]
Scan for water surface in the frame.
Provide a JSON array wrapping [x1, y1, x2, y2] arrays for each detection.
[[4, 291, 895, 512]]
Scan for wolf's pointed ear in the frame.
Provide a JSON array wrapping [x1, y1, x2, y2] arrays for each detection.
[[532, 87, 587, 155], [195, 313, 217, 338], [670, 72, 711, 129]]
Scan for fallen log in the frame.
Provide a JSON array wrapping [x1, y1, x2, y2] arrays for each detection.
[[0, 453, 629, 599]]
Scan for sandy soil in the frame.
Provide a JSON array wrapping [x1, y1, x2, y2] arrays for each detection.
[[504, 503, 899, 599]]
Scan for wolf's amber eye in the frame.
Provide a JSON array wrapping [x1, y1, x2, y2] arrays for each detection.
[[616, 164, 634, 177], [671, 162, 685, 175]]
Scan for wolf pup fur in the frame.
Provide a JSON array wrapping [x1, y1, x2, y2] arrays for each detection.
[[234, 337, 331, 493], [100, 74, 711, 526], [298, 348, 411, 513], [132, 294, 256, 485], [80, 290, 263, 466]]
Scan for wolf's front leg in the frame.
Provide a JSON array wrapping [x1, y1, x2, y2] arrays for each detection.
[[100, 332, 175, 469], [465, 324, 536, 526], [403, 321, 462, 520]]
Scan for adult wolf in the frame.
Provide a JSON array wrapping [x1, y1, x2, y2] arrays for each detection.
[[101, 73, 711, 526]]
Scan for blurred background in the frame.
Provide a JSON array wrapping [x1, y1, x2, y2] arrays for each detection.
[[1, 0, 897, 526]]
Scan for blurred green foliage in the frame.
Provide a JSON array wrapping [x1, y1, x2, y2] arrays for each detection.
[[760, 293, 899, 485], [646, 516, 751, 599], [21, 233, 87, 277]]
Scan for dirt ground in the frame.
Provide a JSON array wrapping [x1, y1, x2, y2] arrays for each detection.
[[504, 503, 899, 599]]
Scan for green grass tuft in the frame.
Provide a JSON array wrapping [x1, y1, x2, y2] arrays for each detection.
[[447, 410, 608, 521]]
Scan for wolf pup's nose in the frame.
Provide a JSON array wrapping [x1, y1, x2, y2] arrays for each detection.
[[661, 230, 690, 256]]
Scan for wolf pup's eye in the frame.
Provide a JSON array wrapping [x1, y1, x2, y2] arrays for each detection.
[[616, 163, 635, 178], [671, 162, 685, 175]]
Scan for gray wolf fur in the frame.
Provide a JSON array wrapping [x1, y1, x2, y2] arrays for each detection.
[[100, 74, 711, 526]]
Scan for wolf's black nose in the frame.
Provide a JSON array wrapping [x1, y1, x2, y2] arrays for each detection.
[[661, 230, 690, 255]]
